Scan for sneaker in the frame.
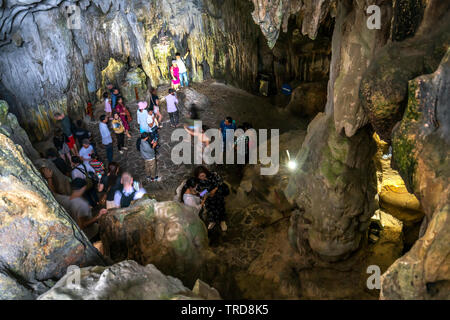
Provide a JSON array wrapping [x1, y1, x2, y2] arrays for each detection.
[[122, 147, 128, 151], [208, 222, 216, 230], [220, 221, 227, 232], [154, 176, 162, 182], [119, 150, 124, 154]]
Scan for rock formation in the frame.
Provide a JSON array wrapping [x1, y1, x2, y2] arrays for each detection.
[[0, 132, 104, 300], [0, 100, 40, 161], [99, 199, 210, 288], [285, 113, 377, 261], [0, 0, 448, 301], [0, 0, 332, 142], [380, 49, 450, 300], [38, 260, 221, 300]]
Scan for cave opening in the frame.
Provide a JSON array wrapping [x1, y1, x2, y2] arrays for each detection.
[[0, 0, 448, 302]]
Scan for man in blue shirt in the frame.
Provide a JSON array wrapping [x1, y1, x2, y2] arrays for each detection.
[[220, 116, 236, 151]]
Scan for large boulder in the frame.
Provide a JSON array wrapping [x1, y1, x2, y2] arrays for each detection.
[[38, 260, 221, 300], [0, 133, 104, 300], [33, 158, 72, 196], [175, 87, 210, 118], [285, 113, 378, 261], [100, 199, 209, 288], [380, 49, 450, 300], [235, 129, 306, 212], [360, 1, 450, 141], [121, 67, 148, 103], [287, 82, 327, 118], [0, 100, 40, 161]]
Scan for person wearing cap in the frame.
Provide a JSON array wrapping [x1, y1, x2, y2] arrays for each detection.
[[79, 138, 95, 166], [55, 178, 107, 241], [137, 101, 150, 133]]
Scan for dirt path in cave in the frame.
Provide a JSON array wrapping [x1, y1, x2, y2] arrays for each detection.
[[87, 80, 309, 298], [89, 79, 307, 201]]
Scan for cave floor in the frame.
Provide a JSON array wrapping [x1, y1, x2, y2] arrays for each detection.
[[86, 80, 393, 299], [89, 79, 307, 201]]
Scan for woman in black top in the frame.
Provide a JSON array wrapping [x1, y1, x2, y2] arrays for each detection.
[[99, 162, 122, 209], [194, 166, 228, 231], [53, 128, 72, 165]]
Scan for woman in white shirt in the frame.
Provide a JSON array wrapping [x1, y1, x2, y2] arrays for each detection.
[[180, 177, 203, 211]]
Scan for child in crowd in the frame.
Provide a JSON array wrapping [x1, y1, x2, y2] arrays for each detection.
[[89, 153, 105, 178], [112, 112, 127, 154], [79, 138, 95, 166], [147, 107, 159, 142], [103, 92, 112, 120], [115, 97, 132, 138]]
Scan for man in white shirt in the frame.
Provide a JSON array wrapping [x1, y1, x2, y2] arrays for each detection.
[[71, 156, 96, 180], [99, 114, 113, 163], [176, 51, 190, 88], [113, 172, 146, 208], [79, 139, 94, 165]]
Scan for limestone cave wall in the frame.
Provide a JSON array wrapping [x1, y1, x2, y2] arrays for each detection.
[[0, 0, 332, 143]]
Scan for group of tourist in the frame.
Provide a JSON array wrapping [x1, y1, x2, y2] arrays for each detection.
[[41, 49, 245, 244], [178, 166, 229, 231], [170, 51, 190, 91]]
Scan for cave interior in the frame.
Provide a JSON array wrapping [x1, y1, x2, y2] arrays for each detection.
[[0, 0, 448, 301]]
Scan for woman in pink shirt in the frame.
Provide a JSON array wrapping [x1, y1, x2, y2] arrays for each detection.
[[103, 92, 112, 120], [170, 60, 180, 91]]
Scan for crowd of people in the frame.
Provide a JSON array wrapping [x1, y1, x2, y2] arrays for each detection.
[[40, 49, 257, 244]]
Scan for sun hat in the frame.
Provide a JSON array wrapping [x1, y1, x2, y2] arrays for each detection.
[[138, 101, 148, 110]]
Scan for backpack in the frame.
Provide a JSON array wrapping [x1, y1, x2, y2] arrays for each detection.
[[120, 189, 137, 208], [136, 138, 141, 152]]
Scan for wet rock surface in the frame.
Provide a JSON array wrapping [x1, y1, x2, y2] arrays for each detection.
[[381, 49, 450, 300], [38, 260, 221, 300], [0, 132, 104, 300], [285, 113, 377, 261], [99, 200, 209, 288]]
